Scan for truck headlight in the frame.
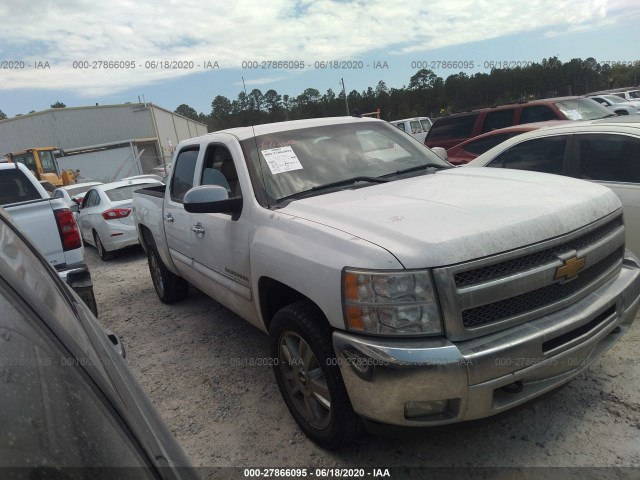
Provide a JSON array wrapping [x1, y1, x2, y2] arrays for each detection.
[[342, 268, 442, 335]]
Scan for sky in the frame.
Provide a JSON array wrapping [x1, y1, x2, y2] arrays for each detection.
[[0, 0, 639, 118]]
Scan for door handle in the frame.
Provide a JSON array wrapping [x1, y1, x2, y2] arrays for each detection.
[[192, 223, 205, 235], [165, 213, 174, 223]]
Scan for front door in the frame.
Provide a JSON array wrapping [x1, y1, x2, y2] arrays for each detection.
[[189, 142, 254, 318]]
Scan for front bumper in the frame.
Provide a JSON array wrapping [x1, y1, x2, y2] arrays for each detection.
[[333, 252, 640, 426]]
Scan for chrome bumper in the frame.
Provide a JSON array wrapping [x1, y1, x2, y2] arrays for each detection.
[[333, 252, 640, 426]]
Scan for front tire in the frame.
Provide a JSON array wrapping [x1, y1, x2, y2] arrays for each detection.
[[147, 245, 188, 303], [270, 300, 361, 449]]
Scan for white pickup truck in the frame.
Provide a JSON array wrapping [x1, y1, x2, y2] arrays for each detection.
[[0, 162, 97, 315], [133, 116, 640, 448]]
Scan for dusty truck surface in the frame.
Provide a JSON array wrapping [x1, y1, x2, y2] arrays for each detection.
[[133, 116, 640, 448]]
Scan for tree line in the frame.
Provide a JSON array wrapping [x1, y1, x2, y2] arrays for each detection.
[[1, 56, 638, 126], [174, 56, 640, 131]]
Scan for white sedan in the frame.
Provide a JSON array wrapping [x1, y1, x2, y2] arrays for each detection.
[[52, 182, 103, 207], [466, 116, 640, 255], [77, 178, 163, 260]]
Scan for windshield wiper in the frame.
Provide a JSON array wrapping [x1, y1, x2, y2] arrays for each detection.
[[276, 176, 389, 204], [309, 175, 389, 191], [382, 162, 453, 178]]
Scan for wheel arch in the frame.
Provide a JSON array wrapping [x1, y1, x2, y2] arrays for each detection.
[[258, 277, 330, 332], [137, 223, 155, 253]]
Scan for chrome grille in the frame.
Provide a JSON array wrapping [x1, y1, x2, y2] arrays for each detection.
[[462, 247, 624, 327], [432, 212, 626, 341], [454, 216, 624, 287]]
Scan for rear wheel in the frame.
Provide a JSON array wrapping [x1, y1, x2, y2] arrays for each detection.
[[270, 300, 361, 448], [93, 231, 113, 261], [147, 245, 188, 303]]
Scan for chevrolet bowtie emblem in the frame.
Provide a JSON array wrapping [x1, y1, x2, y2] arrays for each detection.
[[555, 256, 586, 280]]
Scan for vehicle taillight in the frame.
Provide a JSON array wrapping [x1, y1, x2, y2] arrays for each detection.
[[102, 208, 131, 220], [54, 208, 82, 251]]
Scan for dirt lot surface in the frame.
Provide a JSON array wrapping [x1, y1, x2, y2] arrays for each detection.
[[87, 246, 640, 473]]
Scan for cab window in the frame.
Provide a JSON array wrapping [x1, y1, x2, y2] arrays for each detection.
[[482, 109, 515, 133], [170, 148, 199, 203], [39, 151, 58, 175]]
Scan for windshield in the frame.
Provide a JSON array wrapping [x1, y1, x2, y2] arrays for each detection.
[[627, 91, 640, 99], [240, 121, 450, 203], [603, 95, 625, 104], [554, 98, 613, 120], [105, 183, 159, 201]]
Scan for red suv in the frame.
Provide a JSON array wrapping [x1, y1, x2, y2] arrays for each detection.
[[425, 96, 613, 149]]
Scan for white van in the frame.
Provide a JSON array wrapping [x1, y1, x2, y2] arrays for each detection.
[[390, 117, 432, 143]]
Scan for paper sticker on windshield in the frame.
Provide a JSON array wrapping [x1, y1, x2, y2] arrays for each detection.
[[261, 146, 303, 174], [564, 109, 582, 120]]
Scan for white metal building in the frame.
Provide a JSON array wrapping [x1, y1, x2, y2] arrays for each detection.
[[0, 103, 207, 182]]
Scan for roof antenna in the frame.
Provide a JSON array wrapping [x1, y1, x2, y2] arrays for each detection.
[[242, 77, 271, 208]]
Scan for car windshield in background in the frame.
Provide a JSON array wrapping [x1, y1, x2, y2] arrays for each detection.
[[554, 98, 612, 120], [602, 95, 625, 104], [240, 122, 450, 202], [105, 183, 158, 201]]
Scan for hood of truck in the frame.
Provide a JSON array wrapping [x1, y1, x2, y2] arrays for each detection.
[[280, 168, 622, 268]]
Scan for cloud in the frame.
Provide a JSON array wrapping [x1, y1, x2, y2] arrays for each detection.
[[0, 0, 624, 96]]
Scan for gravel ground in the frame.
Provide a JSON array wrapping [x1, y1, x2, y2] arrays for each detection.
[[87, 245, 640, 472]]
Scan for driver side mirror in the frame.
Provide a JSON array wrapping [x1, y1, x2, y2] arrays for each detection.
[[183, 185, 243, 216]]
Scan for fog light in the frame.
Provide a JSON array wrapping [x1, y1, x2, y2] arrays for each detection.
[[404, 400, 448, 419]]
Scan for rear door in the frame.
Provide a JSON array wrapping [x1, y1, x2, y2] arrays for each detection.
[[189, 141, 252, 305], [164, 146, 200, 278], [78, 189, 102, 244]]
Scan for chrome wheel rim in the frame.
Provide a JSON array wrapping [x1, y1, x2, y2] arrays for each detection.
[[278, 331, 331, 429]]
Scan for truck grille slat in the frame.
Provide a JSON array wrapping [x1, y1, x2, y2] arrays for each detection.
[[454, 216, 623, 287], [462, 247, 623, 328], [433, 212, 626, 341]]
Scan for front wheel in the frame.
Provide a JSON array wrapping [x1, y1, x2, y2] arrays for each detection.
[[270, 300, 361, 448]]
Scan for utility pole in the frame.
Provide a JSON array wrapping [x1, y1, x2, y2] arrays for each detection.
[[341, 78, 350, 115]]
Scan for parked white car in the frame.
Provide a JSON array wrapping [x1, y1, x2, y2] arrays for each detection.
[[77, 178, 163, 260], [466, 116, 640, 255], [390, 117, 432, 143], [586, 94, 640, 115], [52, 182, 103, 208], [612, 89, 640, 102]]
